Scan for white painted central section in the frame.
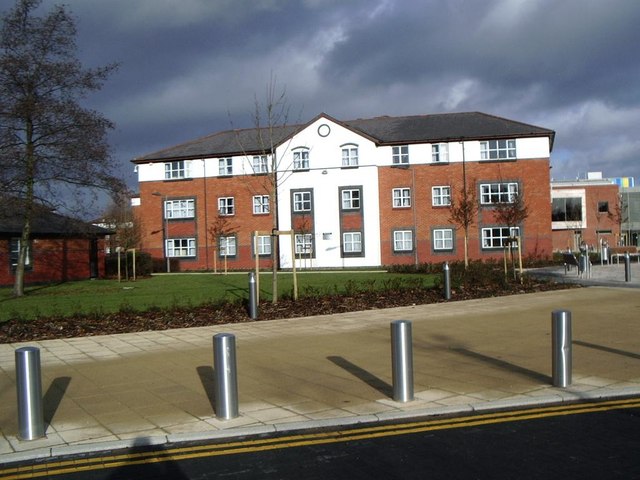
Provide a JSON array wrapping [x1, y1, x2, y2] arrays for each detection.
[[276, 117, 381, 268]]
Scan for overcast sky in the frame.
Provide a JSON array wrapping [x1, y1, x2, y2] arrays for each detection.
[[3, 0, 640, 190]]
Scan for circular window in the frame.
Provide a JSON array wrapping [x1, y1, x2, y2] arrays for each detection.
[[317, 124, 331, 137]]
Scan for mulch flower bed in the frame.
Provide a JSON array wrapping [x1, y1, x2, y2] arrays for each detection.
[[0, 279, 578, 343]]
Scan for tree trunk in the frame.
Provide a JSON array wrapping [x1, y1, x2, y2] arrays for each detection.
[[463, 231, 469, 268], [271, 186, 279, 304], [13, 116, 36, 297], [13, 221, 30, 297]]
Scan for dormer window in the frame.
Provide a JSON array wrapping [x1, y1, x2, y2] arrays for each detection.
[[392, 145, 409, 165], [341, 144, 358, 167], [293, 148, 310, 170], [252, 155, 268, 174], [432, 143, 449, 163], [164, 160, 190, 179], [219, 158, 233, 176], [480, 140, 516, 160]]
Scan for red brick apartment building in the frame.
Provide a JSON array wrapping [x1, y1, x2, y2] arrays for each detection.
[[132, 112, 555, 271], [551, 174, 621, 252]]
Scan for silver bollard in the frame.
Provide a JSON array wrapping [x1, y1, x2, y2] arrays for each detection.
[[551, 310, 572, 388], [391, 320, 414, 402], [248, 271, 258, 319], [624, 252, 631, 282], [213, 333, 239, 419], [15, 347, 45, 440], [443, 262, 451, 300]]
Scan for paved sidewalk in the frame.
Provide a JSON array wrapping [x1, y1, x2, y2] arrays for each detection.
[[527, 260, 640, 288], [1, 284, 639, 465]]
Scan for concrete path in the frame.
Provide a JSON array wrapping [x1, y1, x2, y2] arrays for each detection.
[[1, 272, 639, 465]]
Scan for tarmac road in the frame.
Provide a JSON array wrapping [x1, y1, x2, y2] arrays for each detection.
[[10, 398, 640, 480]]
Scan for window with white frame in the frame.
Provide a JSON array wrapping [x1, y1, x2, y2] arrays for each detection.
[[295, 233, 313, 254], [392, 188, 411, 208], [252, 155, 268, 174], [293, 148, 309, 170], [166, 238, 196, 257], [218, 197, 234, 215], [253, 195, 270, 214], [343, 232, 362, 254], [432, 186, 451, 206], [10, 238, 31, 269], [341, 188, 361, 210], [480, 139, 516, 160], [433, 229, 453, 250], [341, 145, 358, 167], [393, 230, 413, 252], [552, 197, 583, 222], [256, 235, 271, 256], [432, 143, 449, 163], [164, 160, 190, 179], [392, 145, 409, 165], [481, 227, 520, 248], [218, 158, 233, 175], [164, 199, 195, 219], [293, 191, 312, 212], [219, 236, 236, 257], [480, 182, 518, 204]]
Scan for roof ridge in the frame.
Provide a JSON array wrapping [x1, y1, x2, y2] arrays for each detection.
[[344, 111, 476, 123]]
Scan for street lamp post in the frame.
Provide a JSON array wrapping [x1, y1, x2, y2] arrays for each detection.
[[152, 192, 170, 273]]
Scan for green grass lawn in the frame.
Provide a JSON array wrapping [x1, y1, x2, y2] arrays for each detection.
[[0, 271, 437, 322]]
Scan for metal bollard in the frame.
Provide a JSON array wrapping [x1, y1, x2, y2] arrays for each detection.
[[15, 347, 45, 440], [248, 271, 258, 319], [579, 254, 587, 277], [624, 252, 631, 282], [443, 262, 451, 300], [551, 310, 572, 388], [391, 320, 414, 402], [213, 333, 239, 419]]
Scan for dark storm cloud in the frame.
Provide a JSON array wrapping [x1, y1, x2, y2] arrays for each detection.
[[2, 0, 640, 191], [315, 0, 640, 182], [320, 0, 640, 109]]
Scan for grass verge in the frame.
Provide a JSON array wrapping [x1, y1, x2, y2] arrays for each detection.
[[0, 271, 437, 322]]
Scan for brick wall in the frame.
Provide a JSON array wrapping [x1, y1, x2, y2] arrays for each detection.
[[378, 158, 552, 265], [551, 183, 620, 251], [138, 176, 275, 271], [137, 157, 553, 270], [0, 237, 106, 286]]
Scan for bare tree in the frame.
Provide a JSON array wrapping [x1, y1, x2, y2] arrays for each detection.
[[232, 75, 298, 303], [493, 191, 529, 279], [100, 189, 140, 254], [494, 191, 530, 234], [449, 179, 478, 268], [0, 0, 121, 296], [293, 212, 313, 268], [611, 193, 626, 246], [208, 213, 237, 275]]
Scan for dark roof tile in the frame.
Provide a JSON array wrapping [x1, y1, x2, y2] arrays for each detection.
[[133, 111, 554, 162], [0, 202, 111, 237]]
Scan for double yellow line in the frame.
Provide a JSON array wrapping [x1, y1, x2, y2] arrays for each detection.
[[2, 397, 639, 479]]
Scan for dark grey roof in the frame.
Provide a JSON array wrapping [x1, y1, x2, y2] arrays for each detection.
[[133, 124, 302, 162], [0, 202, 111, 237], [133, 111, 554, 163], [343, 112, 555, 145]]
